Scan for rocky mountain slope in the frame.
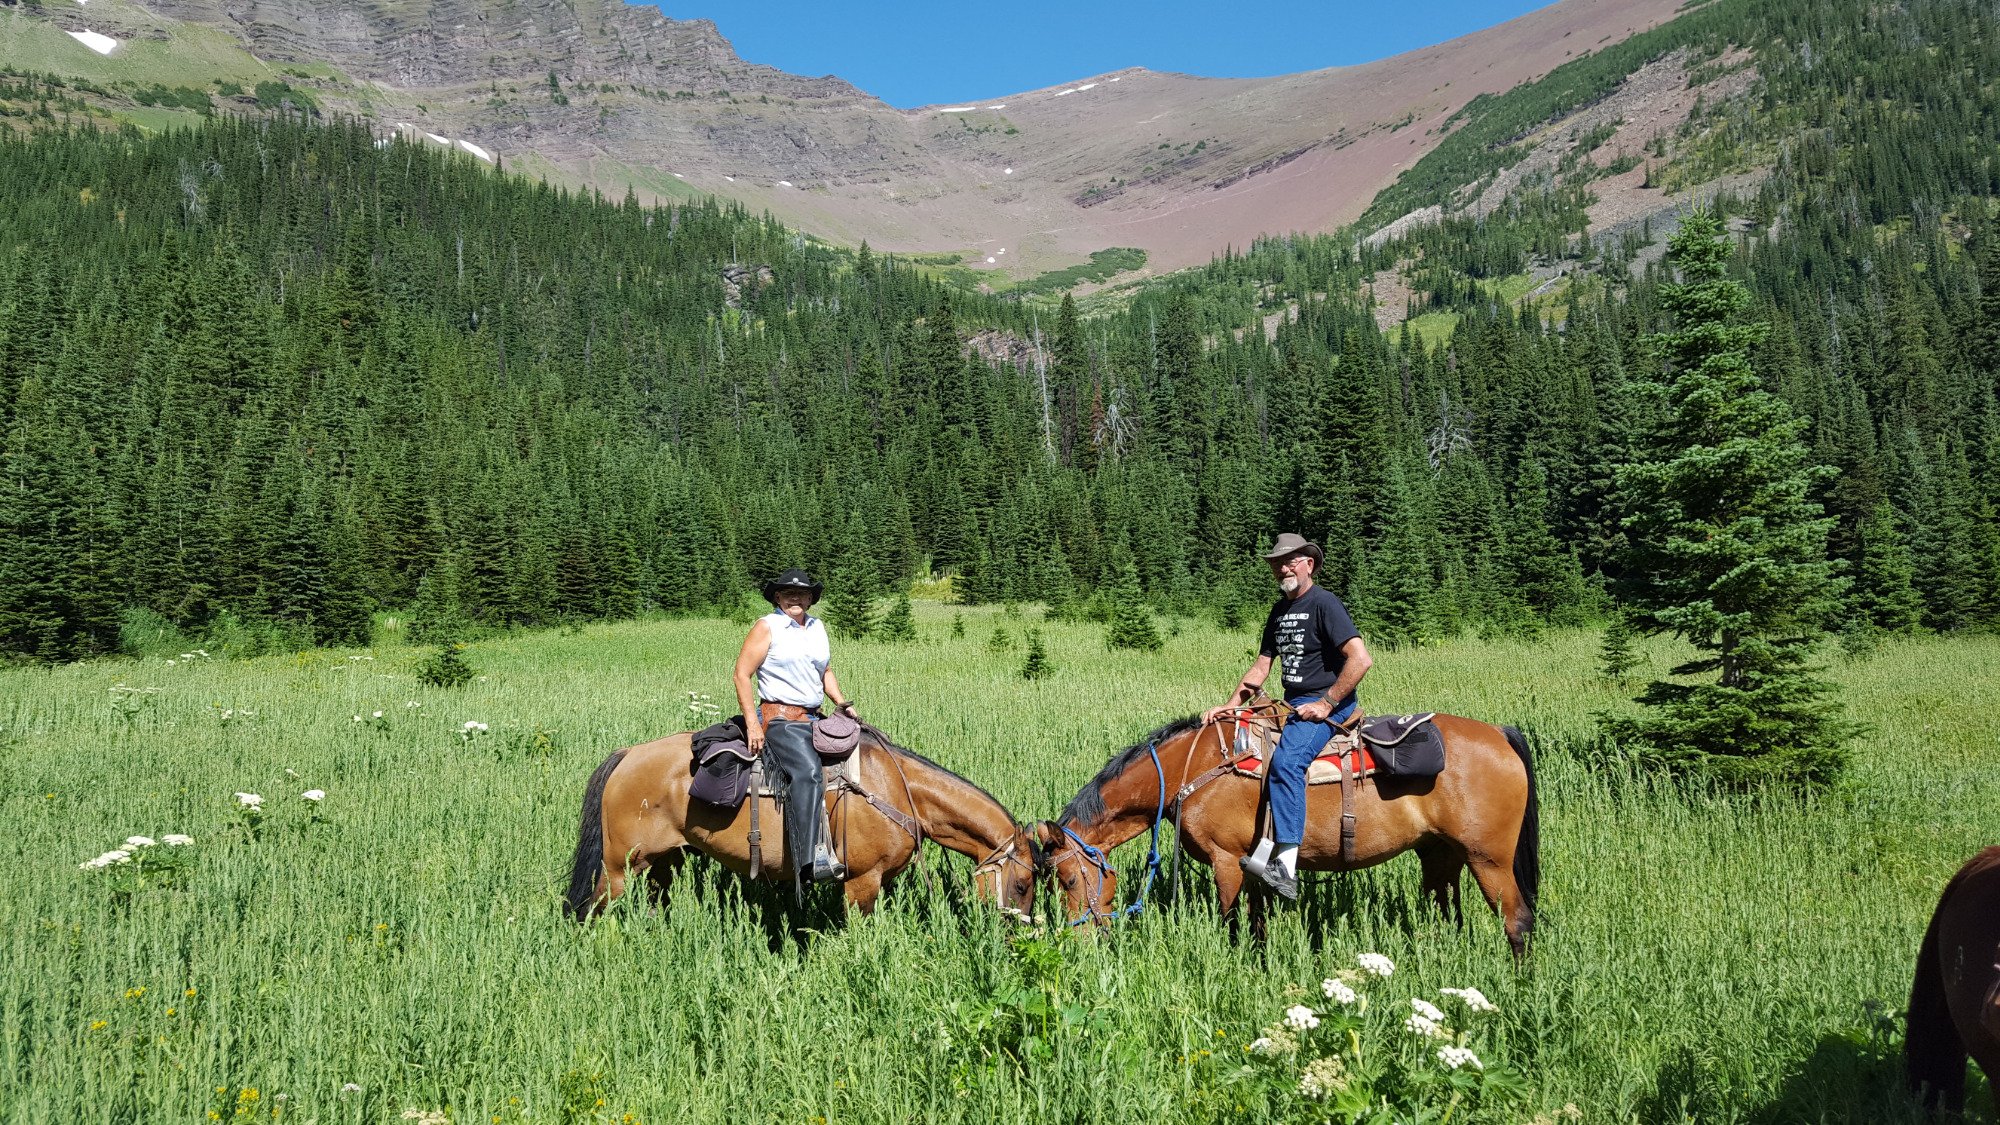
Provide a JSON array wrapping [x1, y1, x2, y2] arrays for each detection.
[[6, 0, 1690, 278]]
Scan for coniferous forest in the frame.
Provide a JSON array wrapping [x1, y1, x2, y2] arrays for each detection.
[[1, 0, 1997, 665]]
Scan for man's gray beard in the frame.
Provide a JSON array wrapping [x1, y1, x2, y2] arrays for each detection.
[[1279, 576, 1300, 596]]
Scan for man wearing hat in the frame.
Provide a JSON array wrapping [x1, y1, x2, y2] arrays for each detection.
[[732, 568, 860, 884], [1201, 533, 1373, 900]]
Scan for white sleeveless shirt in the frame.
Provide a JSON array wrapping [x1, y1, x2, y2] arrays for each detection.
[[755, 612, 829, 707]]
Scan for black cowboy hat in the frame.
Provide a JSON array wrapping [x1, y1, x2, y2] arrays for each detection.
[[760, 568, 824, 605]]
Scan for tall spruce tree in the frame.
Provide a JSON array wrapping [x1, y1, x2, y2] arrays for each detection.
[[1602, 212, 1855, 787]]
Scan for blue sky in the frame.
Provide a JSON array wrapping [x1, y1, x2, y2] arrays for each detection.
[[636, 1, 1556, 109]]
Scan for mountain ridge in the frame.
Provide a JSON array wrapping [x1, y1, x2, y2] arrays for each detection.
[[6, 0, 1688, 276]]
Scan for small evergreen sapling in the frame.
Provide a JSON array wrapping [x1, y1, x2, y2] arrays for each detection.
[[1598, 614, 1643, 681], [414, 641, 475, 689], [875, 592, 917, 643], [1104, 562, 1163, 652], [1021, 629, 1054, 680]]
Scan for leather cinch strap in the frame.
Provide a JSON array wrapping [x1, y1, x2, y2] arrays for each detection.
[[758, 702, 820, 723], [747, 759, 765, 879], [1336, 736, 1358, 865]]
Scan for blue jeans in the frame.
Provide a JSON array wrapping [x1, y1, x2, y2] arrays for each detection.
[[1268, 696, 1358, 847]]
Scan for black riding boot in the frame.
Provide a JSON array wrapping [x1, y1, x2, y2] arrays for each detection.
[[764, 719, 843, 887]]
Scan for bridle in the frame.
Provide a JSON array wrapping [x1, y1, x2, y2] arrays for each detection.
[[971, 835, 1039, 918]]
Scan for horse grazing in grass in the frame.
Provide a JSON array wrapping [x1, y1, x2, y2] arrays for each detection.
[[565, 725, 1040, 920], [1906, 846, 2000, 1113], [1034, 700, 1539, 958]]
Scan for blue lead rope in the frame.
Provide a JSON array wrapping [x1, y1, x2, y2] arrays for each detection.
[[1063, 738, 1173, 926], [1124, 739, 1169, 917]]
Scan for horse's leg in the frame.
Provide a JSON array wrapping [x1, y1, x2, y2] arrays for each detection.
[[644, 850, 685, 910], [1212, 850, 1248, 917], [843, 868, 886, 915], [1465, 854, 1531, 960], [1416, 840, 1466, 927]]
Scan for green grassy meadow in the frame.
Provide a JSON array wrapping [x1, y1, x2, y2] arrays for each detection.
[[2, 606, 1995, 1123]]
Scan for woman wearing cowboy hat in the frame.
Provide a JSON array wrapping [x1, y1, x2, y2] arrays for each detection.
[[732, 568, 860, 883]]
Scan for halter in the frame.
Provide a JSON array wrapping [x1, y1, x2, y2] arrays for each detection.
[[1056, 701, 1297, 927], [1054, 824, 1119, 927]]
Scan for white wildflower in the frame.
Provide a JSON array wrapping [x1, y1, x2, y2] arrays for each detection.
[[220, 709, 234, 720], [1298, 1054, 1348, 1099], [162, 834, 194, 846], [1440, 986, 1497, 1013], [234, 792, 263, 808], [462, 720, 488, 733], [340, 1083, 362, 1094], [1410, 997, 1446, 1023], [301, 789, 326, 803], [405, 701, 422, 708], [1356, 952, 1395, 978], [1403, 1013, 1448, 1039], [352, 714, 364, 724], [82, 849, 133, 870], [1282, 1005, 1319, 1031], [125, 836, 157, 848], [1322, 977, 1358, 1005], [1437, 1045, 1483, 1070], [1247, 1036, 1275, 1054], [285, 769, 299, 778], [372, 710, 384, 720]]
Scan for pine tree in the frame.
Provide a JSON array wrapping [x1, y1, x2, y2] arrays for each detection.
[[1104, 560, 1163, 652], [817, 570, 874, 641], [1603, 212, 1855, 788], [875, 591, 917, 643], [1598, 612, 1643, 681], [1852, 501, 1924, 636], [950, 613, 966, 639], [1020, 628, 1055, 680]]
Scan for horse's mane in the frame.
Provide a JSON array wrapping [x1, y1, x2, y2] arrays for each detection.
[[1057, 715, 1204, 829]]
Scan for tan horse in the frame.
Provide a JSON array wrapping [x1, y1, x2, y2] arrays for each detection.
[[1906, 846, 2000, 1113], [565, 726, 1040, 919], [1034, 701, 1539, 957]]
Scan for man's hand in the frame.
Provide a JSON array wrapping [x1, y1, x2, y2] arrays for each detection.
[[837, 701, 859, 720], [745, 718, 765, 754], [1293, 698, 1333, 722]]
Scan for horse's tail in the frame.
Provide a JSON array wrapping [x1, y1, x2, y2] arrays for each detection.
[[1502, 725, 1540, 918], [1905, 863, 1971, 1110], [564, 748, 629, 921]]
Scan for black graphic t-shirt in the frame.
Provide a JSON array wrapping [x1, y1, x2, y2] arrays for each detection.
[[1259, 585, 1361, 707]]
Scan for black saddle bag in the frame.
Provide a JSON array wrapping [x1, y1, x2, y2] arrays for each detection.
[[689, 717, 755, 808], [1359, 713, 1446, 777]]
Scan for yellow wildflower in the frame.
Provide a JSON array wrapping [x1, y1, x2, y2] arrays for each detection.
[[125, 987, 147, 1000], [90, 1020, 107, 1031]]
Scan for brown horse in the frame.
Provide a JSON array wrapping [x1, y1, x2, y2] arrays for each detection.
[[564, 725, 1040, 920], [1033, 701, 1539, 957], [1906, 846, 2000, 1113]]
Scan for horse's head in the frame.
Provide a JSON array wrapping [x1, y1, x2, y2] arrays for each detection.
[[1031, 820, 1119, 928], [971, 827, 1041, 922]]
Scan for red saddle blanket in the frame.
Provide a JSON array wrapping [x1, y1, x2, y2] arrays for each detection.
[[1231, 744, 1377, 779]]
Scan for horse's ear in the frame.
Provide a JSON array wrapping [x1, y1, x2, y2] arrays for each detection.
[[1029, 820, 1057, 849]]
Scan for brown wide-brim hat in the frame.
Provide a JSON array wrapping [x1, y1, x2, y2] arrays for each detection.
[[1261, 532, 1324, 565]]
